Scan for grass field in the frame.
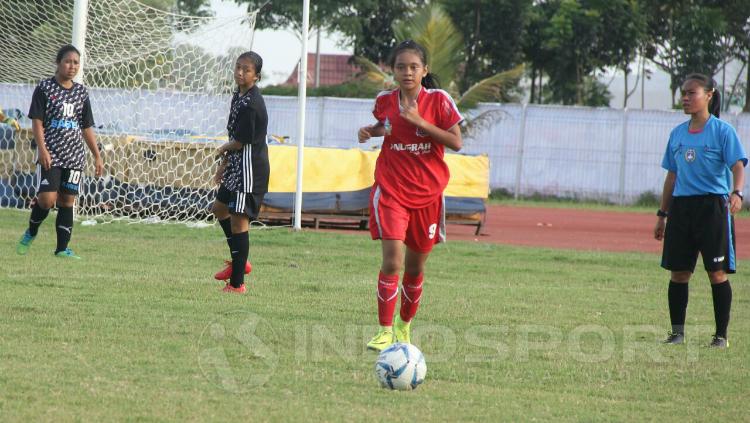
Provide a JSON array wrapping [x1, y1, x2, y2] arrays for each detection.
[[1, 208, 748, 422], [489, 197, 658, 213]]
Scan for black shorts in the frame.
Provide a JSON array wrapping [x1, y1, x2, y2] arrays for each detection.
[[215, 185, 264, 219], [37, 165, 83, 195], [662, 195, 737, 273]]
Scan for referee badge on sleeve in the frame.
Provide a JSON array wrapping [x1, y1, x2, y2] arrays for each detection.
[[685, 149, 696, 162]]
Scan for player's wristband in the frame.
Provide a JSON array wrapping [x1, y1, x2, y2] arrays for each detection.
[[732, 190, 743, 201], [656, 209, 668, 218]]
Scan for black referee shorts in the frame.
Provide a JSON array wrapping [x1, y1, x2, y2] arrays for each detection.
[[216, 185, 264, 220], [662, 195, 737, 274]]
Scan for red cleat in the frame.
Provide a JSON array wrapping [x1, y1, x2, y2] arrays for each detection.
[[213, 260, 252, 281], [222, 283, 247, 294]]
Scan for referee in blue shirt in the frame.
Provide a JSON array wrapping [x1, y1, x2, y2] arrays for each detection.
[[655, 73, 747, 348]]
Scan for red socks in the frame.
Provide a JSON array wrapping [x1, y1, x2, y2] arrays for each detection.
[[400, 273, 423, 322], [377, 271, 399, 326], [376, 271, 425, 325]]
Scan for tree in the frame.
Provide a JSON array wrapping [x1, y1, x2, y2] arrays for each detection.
[[175, 0, 212, 16], [332, 0, 427, 64], [438, 0, 532, 92], [235, 0, 424, 87], [522, 1, 557, 104], [542, 0, 603, 105], [0, 1, 73, 83], [593, 0, 647, 108], [354, 3, 524, 138], [234, 0, 340, 38], [0, 0, 210, 83], [391, 4, 465, 90], [522, 0, 647, 107], [717, 0, 750, 112], [235, 0, 426, 64], [642, 0, 727, 106]]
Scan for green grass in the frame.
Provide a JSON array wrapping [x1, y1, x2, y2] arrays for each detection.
[[488, 197, 659, 213], [486, 188, 663, 212], [486, 195, 750, 220], [1, 208, 748, 422]]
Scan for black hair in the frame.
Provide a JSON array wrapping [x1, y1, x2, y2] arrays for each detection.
[[388, 40, 440, 89], [684, 73, 721, 118], [237, 51, 263, 81], [56, 44, 81, 63]]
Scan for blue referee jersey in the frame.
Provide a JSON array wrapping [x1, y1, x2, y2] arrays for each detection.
[[661, 115, 748, 196]]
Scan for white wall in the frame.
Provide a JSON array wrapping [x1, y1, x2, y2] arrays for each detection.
[[3, 83, 750, 204]]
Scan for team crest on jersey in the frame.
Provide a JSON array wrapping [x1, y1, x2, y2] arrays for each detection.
[[685, 148, 696, 162]]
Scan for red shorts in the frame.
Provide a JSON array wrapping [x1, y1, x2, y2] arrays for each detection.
[[369, 184, 446, 253]]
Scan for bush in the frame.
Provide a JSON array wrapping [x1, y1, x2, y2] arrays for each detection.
[[261, 79, 382, 99], [634, 191, 660, 207], [489, 188, 513, 200]]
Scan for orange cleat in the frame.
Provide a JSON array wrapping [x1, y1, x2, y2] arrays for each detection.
[[214, 260, 252, 281], [222, 283, 247, 294]]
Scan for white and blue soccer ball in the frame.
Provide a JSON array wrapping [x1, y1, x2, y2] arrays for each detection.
[[374, 343, 427, 390]]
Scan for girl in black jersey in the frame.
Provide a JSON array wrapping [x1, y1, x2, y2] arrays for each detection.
[[212, 51, 269, 294], [16, 45, 103, 259]]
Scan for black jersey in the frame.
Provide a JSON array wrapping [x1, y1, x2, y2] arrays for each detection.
[[28, 77, 94, 170], [223, 85, 269, 193]]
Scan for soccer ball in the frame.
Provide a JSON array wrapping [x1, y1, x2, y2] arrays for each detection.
[[374, 343, 427, 390]]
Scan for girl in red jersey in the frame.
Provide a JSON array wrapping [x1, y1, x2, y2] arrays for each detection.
[[357, 40, 463, 351]]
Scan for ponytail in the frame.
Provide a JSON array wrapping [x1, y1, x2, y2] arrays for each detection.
[[709, 89, 721, 118], [684, 73, 721, 118], [422, 73, 440, 89]]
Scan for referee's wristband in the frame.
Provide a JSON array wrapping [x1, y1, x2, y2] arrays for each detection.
[[656, 209, 668, 218]]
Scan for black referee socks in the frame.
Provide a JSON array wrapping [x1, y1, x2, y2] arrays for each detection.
[[711, 281, 732, 339], [55, 206, 74, 253], [28, 203, 51, 237], [667, 281, 689, 335]]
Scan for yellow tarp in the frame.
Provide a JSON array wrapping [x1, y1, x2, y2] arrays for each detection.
[[268, 145, 489, 198], [7, 130, 489, 199]]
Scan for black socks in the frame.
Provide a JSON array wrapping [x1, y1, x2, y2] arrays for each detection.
[[28, 203, 51, 236], [229, 231, 249, 288], [668, 280, 732, 340], [667, 281, 689, 334], [218, 217, 232, 251], [55, 206, 74, 253], [711, 281, 732, 339]]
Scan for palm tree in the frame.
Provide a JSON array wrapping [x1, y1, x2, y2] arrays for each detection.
[[353, 3, 524, 139]]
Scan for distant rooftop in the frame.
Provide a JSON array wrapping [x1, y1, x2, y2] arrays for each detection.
[[284, 53, 360, 87]]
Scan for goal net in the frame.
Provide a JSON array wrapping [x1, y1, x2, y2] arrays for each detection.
[[0, 0, 258, 222]]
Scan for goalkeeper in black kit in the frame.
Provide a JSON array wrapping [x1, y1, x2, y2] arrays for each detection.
[[211, 51, 269, 294]]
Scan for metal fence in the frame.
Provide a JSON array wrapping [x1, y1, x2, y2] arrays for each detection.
[[3, 82, 750, 204], [462, 103, 750, 203]]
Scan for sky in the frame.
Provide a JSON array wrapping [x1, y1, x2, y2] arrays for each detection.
[[208, 0, 351, 86]]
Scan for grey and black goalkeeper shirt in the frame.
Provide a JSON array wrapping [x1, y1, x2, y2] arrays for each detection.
[[28, 77, 94, 170], [222, 85, 269, 193]]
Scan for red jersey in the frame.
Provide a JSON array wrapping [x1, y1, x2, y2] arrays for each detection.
[[372, 87, 463, 208]]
